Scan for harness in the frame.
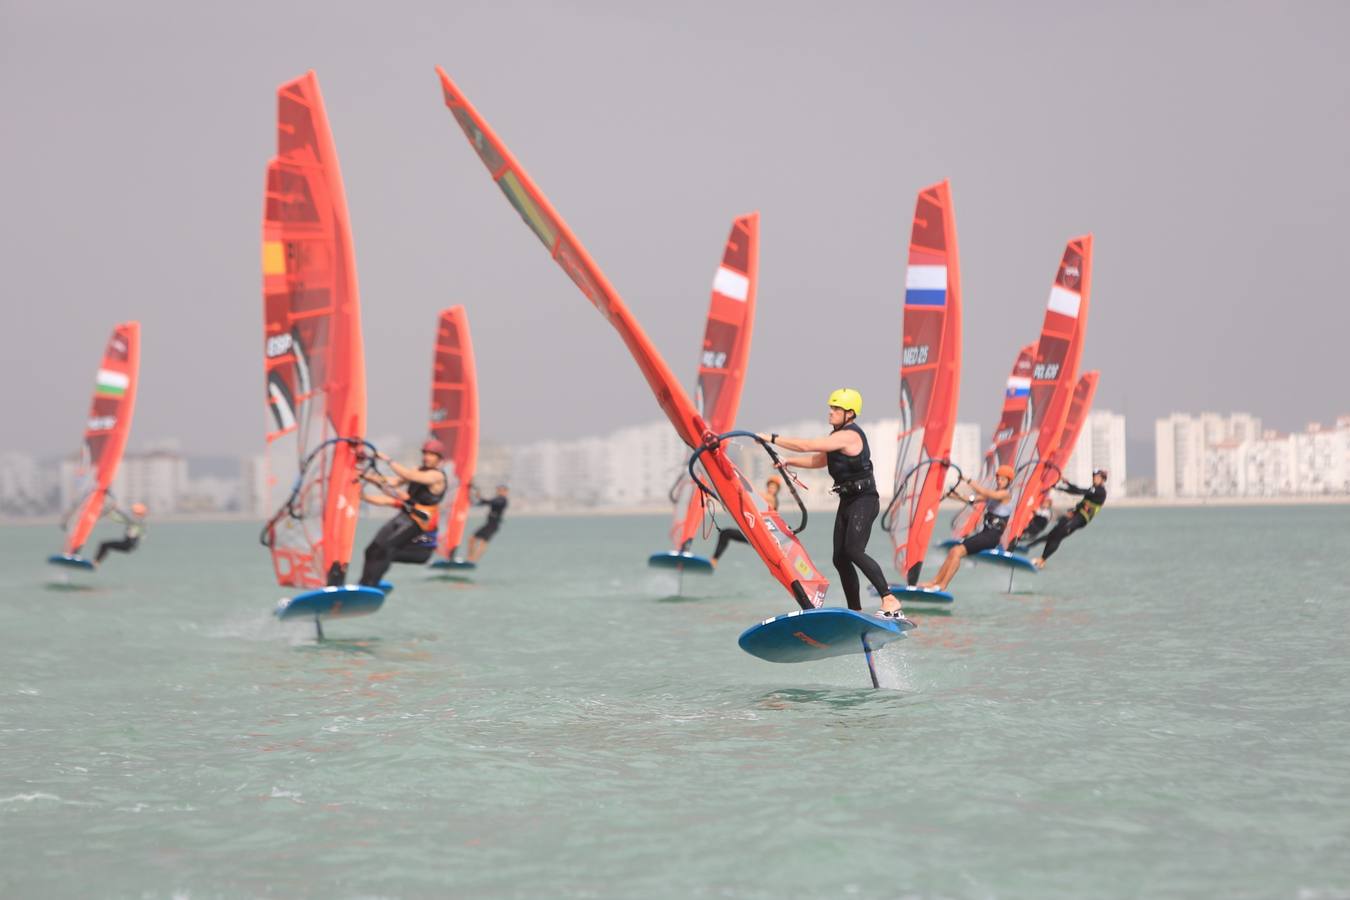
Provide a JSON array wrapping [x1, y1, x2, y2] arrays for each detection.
[[827, 423, 876, 498], [404, 466, 446, 533]]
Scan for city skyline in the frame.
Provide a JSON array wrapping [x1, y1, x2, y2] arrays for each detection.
[[4, 2, 1349, 459]]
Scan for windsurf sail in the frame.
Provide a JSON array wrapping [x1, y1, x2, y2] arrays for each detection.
[[882, 181, 962, 586], [430, 306, 479, 560], [1038, 370, 1099, 499], [1002, 236, 1093, 547], [61, 322, 140, 556], [668, 213, 759, 552], [950, 342, 1035, 539], [260, 70, 368, 588], [436, 66, 829, 609]]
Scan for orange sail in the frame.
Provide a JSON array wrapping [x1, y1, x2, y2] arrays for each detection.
[[669, 214, 759, 552], [62, 322, 140, 556], [430, 306, 479, 560], [1042, 371, 1100, 496], [950, 342, 1035, 540], [884, 181, 962, 585], [261, 71, 368, 588], [1003, 236, 1093, 547], [436, 66, 829, 609]]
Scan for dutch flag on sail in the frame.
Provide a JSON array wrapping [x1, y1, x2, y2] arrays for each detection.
[[905, 265, 947, 306]]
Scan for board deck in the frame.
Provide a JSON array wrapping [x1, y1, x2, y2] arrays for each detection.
[[428, 558, 476, 571], [647, 551, 714, 573], [738, 608, 914, 663], [274, 585, 386, 621], [973, 548, 1038, 572], [48, 554, 95, 571], [888, 584, 955, 604], [377, 580, 394, 595]]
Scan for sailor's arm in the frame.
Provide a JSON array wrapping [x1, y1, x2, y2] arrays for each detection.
[[380, 454, 445, 489]]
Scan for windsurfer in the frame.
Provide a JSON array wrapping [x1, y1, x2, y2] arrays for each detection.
[[356, 440, 447, 586], [760, 390, 908, 620], [920, 465, 1015, 590], [1028, 469, 1107, 568], [467, 485, 509, 562], [94, 503, 147, 566], [1016, 498, 1054, 549], [711, 476, 782, 565]]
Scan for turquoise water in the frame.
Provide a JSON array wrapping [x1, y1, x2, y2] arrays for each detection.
[[2, 506, 1348, 898]]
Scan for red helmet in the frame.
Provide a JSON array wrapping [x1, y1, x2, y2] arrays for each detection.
[[995, 464, 1015, 481], [421, 438, 447, 458]]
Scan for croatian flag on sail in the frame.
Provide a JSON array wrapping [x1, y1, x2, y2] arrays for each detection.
[[1005, 376, 1031, 399], [905, 265, 947, 307]]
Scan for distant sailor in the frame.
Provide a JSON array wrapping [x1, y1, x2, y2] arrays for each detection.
[[1028, 469, 1108, 569], [94, 503, 147, 566], [710, 476, 782, 566], [467, 484, 510, 563], [920, 464, 1015, 591], [1016, 497, 1054, 549], [759, 389, 909, 621], [356, 440, 447, 586]]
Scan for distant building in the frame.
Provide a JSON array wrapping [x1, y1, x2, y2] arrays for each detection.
[[1064, 411, 1127, 497], [1155, 411, 1348, 498], [0, 452, 57, 515]]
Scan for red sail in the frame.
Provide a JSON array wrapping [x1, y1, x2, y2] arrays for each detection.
[[1003, 236, 1093, 547], [886, 181, 962, 585], [64, 322, 140, 555], [436, 66, 829, 608], [951, 343, 1035, 539], [1042, 371, 1100, 496], [261, 71, 367, 588], [670, 214, 759, 551], [430, 306, 479, 559]]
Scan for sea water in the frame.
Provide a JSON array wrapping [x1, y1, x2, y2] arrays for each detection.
[[2, 506, 1348, 898]]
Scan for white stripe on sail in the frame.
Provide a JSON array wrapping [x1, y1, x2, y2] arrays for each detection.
[[905, 265, 947, 290], [96, 369, 130, 389], [712, 266, 749, 301], [1047, 286, 1081, 318]]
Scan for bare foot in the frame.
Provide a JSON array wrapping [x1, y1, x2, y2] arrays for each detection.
[[1032, 557, 1045, 569]]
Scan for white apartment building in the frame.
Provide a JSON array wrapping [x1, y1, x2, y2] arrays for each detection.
[[60, 449, 189, 513], [1157, 412, 1348, 498], [1062, 411, 1128, 497]]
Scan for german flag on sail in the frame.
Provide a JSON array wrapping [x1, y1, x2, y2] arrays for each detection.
[[95, 369, 129, 398]]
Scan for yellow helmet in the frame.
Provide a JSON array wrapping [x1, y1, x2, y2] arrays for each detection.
[[828, 388, 863, 416]]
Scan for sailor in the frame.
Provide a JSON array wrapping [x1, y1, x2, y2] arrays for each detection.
[[94, 502, 147, 566], [467, 484, 510, 563], [920, 465, 1015, 591], [759, 389, 909, 621], [1016, 496, 1055, 549], [356, 439, 447, 586], [1028, 469, 1108, 568], [710, 476, 781, 565]]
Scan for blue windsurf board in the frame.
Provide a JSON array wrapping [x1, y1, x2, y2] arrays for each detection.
[[888, 584, 954, 604], [48, 554, 95, 571], [973, 548, 1038, 572], [428, 558, 476, 571], [647, 551, 714, 574], [275, 585, 386, 622], [738, 608, 914, 663]]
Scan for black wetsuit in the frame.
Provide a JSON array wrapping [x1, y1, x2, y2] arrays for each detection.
[[358, 466, 445, 586], [474, 496, 508, 541], [1014, 510, 1052, 550], [961, 498, 1011, 554], [95, 516, 144, 564], [827, 423, 891, 611], [1027, 481, 1106, 561]]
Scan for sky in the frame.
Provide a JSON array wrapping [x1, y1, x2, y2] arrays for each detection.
[[3, 0, 1348, 457]]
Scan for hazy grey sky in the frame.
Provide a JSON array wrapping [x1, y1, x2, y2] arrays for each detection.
[[3, 0, 1347, 456]]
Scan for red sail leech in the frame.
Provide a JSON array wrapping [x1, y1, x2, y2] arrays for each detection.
[[670, 214, 759, 552], [887, 181, 962, 585], [436, 66, 829, 608], [261, 71, 368, 588], [1002, 236, 1093, 547], [430, 306, 479, 559], [951, 343, 1035, 540], [1041, 371, 1100, 500], [64, 322, 141, 556]]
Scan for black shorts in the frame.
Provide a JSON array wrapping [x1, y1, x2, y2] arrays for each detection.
[[961, 526, 1003, 554], [474, 522, 500, 541]]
